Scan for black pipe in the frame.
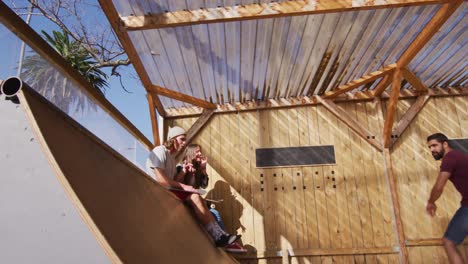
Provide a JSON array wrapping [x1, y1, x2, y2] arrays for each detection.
[[1, 77, 23, 97]]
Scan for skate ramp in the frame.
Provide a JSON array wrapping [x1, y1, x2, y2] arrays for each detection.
[[16, 85, 238, 264]]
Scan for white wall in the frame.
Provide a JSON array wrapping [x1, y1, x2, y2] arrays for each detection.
[[0, 94, 109, 264]]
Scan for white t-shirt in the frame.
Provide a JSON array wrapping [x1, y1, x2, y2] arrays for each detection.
[[146, 145, 176, 180]]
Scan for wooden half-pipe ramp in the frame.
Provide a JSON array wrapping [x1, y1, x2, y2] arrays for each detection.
[[17, 85, 238, 264]]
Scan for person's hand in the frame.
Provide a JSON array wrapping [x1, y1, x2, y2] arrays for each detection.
[[426, 202, 437, 217], [183, 161, 195, 174], [199, 155, 208, 169]]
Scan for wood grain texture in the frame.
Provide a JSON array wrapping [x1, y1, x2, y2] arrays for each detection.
[[169, 95, 467, 262], [122, 1, 444, 30]]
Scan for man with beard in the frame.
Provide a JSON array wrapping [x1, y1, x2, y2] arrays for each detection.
[[426, 133, 468, 264]]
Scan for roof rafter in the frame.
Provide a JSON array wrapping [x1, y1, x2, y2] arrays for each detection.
[[324, 64, 396, 99], [397, 0, 463, 67], [98, 0, 167, 116], [0, 1, 154, 149], [121, 0, 445, 31], [148, 86, 216, 109]]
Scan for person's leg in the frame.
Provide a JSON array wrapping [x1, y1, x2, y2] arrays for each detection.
[[442, 237, 464, 264], [187, 193, 214, 225], [187, 194, 240, 247], [443, 207, 468, 264], [209, 208, 226, 230]]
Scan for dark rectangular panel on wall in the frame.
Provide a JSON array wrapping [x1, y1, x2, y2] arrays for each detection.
[[256, 146, 336, 168], [451, 139, 468, 154]]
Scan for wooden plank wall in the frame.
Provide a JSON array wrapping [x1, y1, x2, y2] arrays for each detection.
[[168, 95, 467, 263], [390, 95, 468, 263]]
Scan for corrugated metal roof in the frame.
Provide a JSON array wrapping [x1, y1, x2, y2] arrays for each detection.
[[112, 1, 467, 109]]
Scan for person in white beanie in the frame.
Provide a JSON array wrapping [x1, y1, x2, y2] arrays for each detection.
[[146, 126, 240, 247]]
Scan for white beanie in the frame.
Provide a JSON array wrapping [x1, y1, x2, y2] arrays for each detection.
[[167, 126, 186, 140]]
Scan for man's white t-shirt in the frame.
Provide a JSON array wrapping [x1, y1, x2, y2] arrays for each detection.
[[146, 145, 176, 180]]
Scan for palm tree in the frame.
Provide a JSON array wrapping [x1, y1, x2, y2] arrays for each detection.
[[21, 29, 108, 113]]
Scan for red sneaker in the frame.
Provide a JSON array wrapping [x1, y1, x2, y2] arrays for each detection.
[[224, 242, 248, 253]]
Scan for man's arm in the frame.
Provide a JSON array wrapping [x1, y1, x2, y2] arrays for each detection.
[[174, 164, 185, 183], [426, 171, 451, 216]]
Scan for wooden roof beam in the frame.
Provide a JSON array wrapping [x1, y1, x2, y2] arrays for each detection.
[[0, 2, 154, 149], [98, 0, 166, 117], [401, 67, 428, 92], [397, 0, 463, 67], [121, 0, 445, 31], [165, 87, 468, 117], [148, 85, 216, 109], [324, 64, 396, 99], [318, 97, 383, 152]]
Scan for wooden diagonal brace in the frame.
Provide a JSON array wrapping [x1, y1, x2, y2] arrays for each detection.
[[401, 67, 428, 93], [318, 97, 383, 152], [176, 108, 216, 158], [390, 95, 430, 147]]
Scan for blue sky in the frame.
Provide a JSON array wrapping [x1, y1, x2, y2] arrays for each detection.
[[0, 1, 154, 142]]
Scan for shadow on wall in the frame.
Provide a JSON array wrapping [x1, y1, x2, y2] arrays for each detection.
[[206, 180, 259, 263]]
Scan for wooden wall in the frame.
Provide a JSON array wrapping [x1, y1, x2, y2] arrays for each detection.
[[168, 95, 468, 263], [391, 96, 468, 263]]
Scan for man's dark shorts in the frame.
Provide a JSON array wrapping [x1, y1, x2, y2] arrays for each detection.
[[444, 206, 468, 244]]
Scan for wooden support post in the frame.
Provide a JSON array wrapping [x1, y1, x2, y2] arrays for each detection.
[[146, 93, 160, 147], [390, 95, 430, 147], [383, 69, 402, 148], [382, 148, 408, 264], [375, 98, 408, 264], [317, 97, 383, 152]]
